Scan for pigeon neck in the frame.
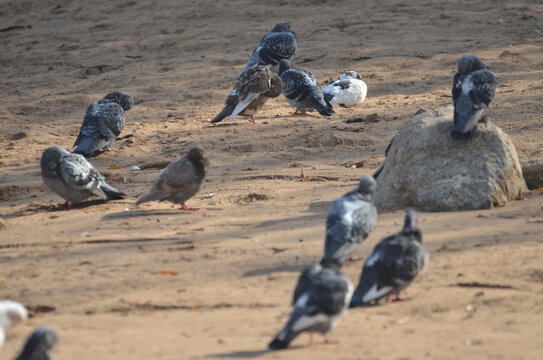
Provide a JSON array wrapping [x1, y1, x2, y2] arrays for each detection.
[[319, 259, 342, 271]]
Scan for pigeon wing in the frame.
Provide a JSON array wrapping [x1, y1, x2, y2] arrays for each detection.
[[59, 154, 105, 196]]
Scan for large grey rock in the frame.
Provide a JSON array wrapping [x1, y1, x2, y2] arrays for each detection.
[[374, 106, 527, 212]]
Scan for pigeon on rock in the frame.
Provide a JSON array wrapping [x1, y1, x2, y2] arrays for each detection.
[[322, 176, 378, 266], [350, 210, 428, 308], [0, 301, 27, 350], [269, 266, 353, 350], [451, 55, 496, 140], [278, 60, 335, 116], [14, 326, 58, 360], [73, 92, 134, 157], [323, 71, 367, 108], [40, 146, 125, 210], [136, 147, 209, 210], [210, 22, 297, 124], [209, 66, 283, 124]]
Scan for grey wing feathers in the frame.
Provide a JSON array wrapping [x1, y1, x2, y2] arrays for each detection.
[[59, 154, 104, 196], [292, 264, 322, 305]]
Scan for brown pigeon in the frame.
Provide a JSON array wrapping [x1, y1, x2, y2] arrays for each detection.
[[136, 147, 209, 210]]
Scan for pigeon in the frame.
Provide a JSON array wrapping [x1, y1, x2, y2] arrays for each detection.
[[40, 146, 126, 210], [350, 209, 428, 308], [322, 176, 378, 266], [323, 71, 367, 108], [451, 55, 496, 140], [268, 266, 353, 350], [136, 147, 209, 210], [372, 133, 398, 180], [73, 92, 134, 157], [210, 22, 297, 124], [0, 301, 27, 350], [14, 326, 57, 360], [278, 60, 335, 116], [209, 66, 283, 124]]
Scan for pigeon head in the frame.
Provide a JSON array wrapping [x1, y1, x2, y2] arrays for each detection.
[[278, 59, 291, 75], [17, 326, 58, 359], [457, 55, 486, 75], [357, 176, 376, 198], [403, 209, 420, 233], [341, 71, 362, 80], [187, 146, 206, 162], [104, 92, 134, 111], [270, 22, 291, 33], [41, 146, 67, 170]]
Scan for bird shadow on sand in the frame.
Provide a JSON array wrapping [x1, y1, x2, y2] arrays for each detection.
[[101, 209, 195, 220], [206, 345, 306, 358], [242, 264, 306, 278]]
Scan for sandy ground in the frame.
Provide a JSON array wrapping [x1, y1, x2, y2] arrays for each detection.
[[1, 0, 543, 359]]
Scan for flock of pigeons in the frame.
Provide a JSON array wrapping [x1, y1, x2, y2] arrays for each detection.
[[3, 20, 498, 356]]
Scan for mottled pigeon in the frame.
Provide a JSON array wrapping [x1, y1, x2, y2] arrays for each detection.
[[210, 66, 283, 124], [269, 266, 353, 350], [210, 22, 297, 124], [451, 55, 496, 140], [40, 146, 126, 209], [323, 71, 367, 108], [278, 59, 335, 116], [73, 91, 134, 157], [14, 326, 57, 360], [350, 210, 428, 307], [322, 176, 377, 266], [136, 147, 209, 210], [0, 301, 27, 350]]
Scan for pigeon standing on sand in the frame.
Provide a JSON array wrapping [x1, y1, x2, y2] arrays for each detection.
[[136, 147, 209, 210], [14, 326, 57, 360], [278, 59, 335, 116], [210, 22, 297, 124], [322, 176, 378, 266], [268, 266, 353, 350], [451, 55, 496, 140], [40, 146, 126, 209], [209, 66, 283, 124], [73, 92, 134, 157], [323, 71, 367, 108], [350, 210, 428, 308], [0, 301, 27, 350]]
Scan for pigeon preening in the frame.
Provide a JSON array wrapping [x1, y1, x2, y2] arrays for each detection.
[[322, 176, 378, 266], [451, 55, 496, 140], [136, 147, 209, 210], [278, 59, 335, 116], [269, 266, 353, 350], [14, 326, 57, 360], [323, 71, 367, 108], [350, 210, 428, 308], [210, 22, 297, 124], [73, 92, 134, 157], [372, 133, 398, 180], [209, 66, 283, 124], [40, 146, 126, 210], [0, 301, 27, 350]]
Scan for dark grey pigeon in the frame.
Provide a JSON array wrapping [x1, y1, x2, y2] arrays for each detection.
[[372, 133, 398, 180], [278, 59, 335, 116], [350, 210, 428, 308], [451, 55, 496, 140], [268, 267, 353, 350], [73, 91, 134, 157], [209, 66, 283, 124], [40, 146, 125, 209], [322, 176, 377, 267], [14, 326, 57, 360], [210, 22, 297, 124]]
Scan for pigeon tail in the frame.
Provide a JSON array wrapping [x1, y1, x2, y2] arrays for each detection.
[[268, 337, 291, 350], [323, 92, 333, 103], [73, 136, 95, 156], [314, 101, 335, 117], [101, 183, 126, 200], [210, 96, 238, 124]]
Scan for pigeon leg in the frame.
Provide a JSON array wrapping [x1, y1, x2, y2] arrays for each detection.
[[387, 294, 410, 302], [179, 203, 199, 211], [251, 115, 256, 125], [479, 115, 488, 123], [308, 333, 339, 345], [346, 255, 363, 262], [322, 335, 340, 344], [104, 147, 117, 153], [57, 201, 72, 210]]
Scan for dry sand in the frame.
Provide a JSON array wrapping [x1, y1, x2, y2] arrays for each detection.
[[1, 0, 543, 359]]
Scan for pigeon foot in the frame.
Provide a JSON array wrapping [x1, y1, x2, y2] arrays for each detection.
[[179, 203, 199, 211], [57, 201, 72, 210]]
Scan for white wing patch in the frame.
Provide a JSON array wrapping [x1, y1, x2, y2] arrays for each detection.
[[365, 251, 382, 267], [362, 284, 393, 303]]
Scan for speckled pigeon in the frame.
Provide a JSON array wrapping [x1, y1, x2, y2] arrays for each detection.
[[269, 266, 353, 350], [323, 71, 367, 108], [73, 91, 134, 157], [350, 210, 428, 307], [322, 176, 377, 267], [451, 55, 496, 140], [0, 301, 27, 350], [136, 147, 209, 211], [210, 66, 283, 124], [278, 59, 335, 116], [40, 146, 125, 209], [14, 326, 57, 360]]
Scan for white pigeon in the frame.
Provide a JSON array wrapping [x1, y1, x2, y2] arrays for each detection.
[[0, 301, 28, 349], [323, 71, 367, 108]]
